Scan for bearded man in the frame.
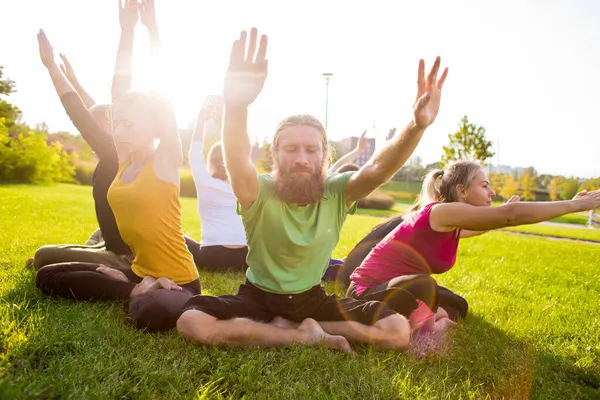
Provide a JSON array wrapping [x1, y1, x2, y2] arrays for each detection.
[[177, 28, 448, 353]]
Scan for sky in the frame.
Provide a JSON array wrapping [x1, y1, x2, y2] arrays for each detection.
[[1, 0, 599, 178]]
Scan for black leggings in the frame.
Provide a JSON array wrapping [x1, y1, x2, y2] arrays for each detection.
[[347, 274, 468, 321], [36, 262, 201, 332], [184, 236, 248, 272]]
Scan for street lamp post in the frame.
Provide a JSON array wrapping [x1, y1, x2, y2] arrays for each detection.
[[322, 73, 333, 131]]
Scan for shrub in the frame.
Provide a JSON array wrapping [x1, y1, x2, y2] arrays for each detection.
[[0, 119, 75, 184], [74, 164, 95, 186], [381, 190, 417, 203], [358, 191, 395, 210]]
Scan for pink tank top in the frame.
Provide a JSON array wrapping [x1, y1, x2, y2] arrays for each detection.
[[350, 202, 460, 295]]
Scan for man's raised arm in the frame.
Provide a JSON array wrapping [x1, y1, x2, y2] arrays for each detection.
[[345, 57, 449, 205], [222, 28, 268, 212]]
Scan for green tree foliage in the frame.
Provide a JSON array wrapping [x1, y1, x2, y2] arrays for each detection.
[[0, 65, 21, 127], [549, 176, 564, 201], [518, 167, 540, 201], [501, 173, 519, 200], [559, 178, 579, 200], [488, 172, 504, 199], [578, 177, 600, 192], [0, 119, 75, 183], [441, 116, 494, 167]]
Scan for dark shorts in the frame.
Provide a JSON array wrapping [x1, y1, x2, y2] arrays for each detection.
[[183, 281, 397, 326]]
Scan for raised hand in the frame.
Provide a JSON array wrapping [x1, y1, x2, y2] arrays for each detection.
[[386, 127, 397, 141], [58, 53, 77, 84], [223, 28, 268, 108], [573, 189, 600, 211], [356, 130, 367, 151], [37, 29, 56, 69], [573, 189, 588, 201], [139, 0, 157, 30], [506, 195, 520, 204], [413, 57, 449, 129], [119, 0, 139, 31]]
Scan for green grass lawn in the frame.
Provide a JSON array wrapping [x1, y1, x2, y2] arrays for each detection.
[[504, 224, 600, 242], [1, 184, 600, 399]]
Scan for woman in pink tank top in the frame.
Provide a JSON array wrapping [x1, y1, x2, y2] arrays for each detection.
[[348, 160, 600, 334]]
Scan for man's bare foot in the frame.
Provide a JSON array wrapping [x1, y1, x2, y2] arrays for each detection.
[[130, 276, 182, 298], [96, 265, 130, 282], [270, 316, 299, 330], [298, 318, 355, 354]]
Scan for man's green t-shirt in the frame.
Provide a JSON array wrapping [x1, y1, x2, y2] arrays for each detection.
[[238, 172, 357, 294]]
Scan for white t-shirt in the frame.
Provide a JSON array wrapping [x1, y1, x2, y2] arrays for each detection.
[[189, 142, 247, 247]]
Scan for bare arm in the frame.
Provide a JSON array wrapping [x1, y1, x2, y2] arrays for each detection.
[[346, 121, 426, 202], [111, 0, 138, 102], [58, 54, 96, 109], [459, 196, 520, 238], [38, 30, 113, 159], [430, 194, 600, 232], [222, 105, 259, 211], [346, 57, 448, 206], [330, 148, 362, 172], [330, 130, 367, 172], [221, 28, 268, 211]]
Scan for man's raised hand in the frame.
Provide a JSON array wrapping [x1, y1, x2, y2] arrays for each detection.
[[223, 28, 268, 108], [413, 57, 449, 129], [119, 0, 139, 31]]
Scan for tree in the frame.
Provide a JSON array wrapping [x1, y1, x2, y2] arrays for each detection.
[[441, 115, 494, 167], [0, 119, 75, 184], [559, 178, 579, 200], [0, 65, 15, 95], [501, 173, 519, 199], [579, 177, 600, 192], [518, 167, 539, 201], [549, 176, 564, 201], [541, 175, 552, 189], [489, 172, 504, 200]]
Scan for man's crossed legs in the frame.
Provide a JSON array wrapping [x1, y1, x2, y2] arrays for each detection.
[[177, 281, 410, 353]]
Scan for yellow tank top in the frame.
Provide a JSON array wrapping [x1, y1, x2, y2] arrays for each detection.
[[107, 160, 199, 285]]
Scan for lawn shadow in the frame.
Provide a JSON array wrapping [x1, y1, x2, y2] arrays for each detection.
[[381, 312, 600, 399]]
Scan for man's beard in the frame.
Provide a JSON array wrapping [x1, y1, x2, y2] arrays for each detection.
[[273, 165, 326, 205]]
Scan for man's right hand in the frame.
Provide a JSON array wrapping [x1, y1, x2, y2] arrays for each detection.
[[223, 28, 268, 108], [119, 0, 139, 32]]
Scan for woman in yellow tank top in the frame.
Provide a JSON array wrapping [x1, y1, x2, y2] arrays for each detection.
[[36, 90, 201, 332]]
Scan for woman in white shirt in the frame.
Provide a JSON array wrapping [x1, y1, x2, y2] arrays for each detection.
[[184, 97, 248, 271]]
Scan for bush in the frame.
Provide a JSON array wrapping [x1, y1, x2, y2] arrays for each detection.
[[180, 168, 197, 198], [358, 191, 395, 210], [0, 119, 75, 184], [74, 164, 95, 186], [381, 190, 417, 203]]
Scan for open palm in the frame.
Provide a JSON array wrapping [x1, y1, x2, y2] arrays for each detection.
[[119, 0, 139, 31], [413, 57, 449, 129], [37, 29, 55, 68], [223, 28, 268, 108]]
